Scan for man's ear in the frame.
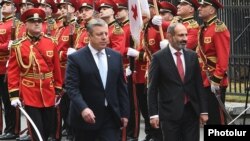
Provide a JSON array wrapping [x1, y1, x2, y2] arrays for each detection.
[[167, 33, 172, 42]]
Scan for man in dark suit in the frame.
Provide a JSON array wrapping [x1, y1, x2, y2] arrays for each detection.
[[65, 18, 129, 141], [147, 23, 208, 141]]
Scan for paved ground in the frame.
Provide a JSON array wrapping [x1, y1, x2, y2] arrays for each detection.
[[2, 101, 250, 141], [0, 114, 204, 141]]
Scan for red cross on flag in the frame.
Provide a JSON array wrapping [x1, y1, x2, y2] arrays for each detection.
[[128, 0, 150, 45]]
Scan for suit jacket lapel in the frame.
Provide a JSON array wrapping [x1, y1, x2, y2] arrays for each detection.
[[105, 49, 111, 90], [165, 46, 183, 83], [183, 49, 190, 83], [86, 47, 104, 87]]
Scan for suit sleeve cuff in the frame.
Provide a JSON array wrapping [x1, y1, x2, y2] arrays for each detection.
[[150, 115, 159, 119], [211, 75, 222, 85], [9, 90, 19, 98]]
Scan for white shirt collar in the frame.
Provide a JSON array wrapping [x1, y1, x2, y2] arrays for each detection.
[[169, 44, 184, 56], [88, 43, 106, 55]]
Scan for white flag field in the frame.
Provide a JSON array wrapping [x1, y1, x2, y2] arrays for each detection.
[[128, 0, 150, 45]]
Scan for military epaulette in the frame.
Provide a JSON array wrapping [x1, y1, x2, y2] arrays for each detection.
[[11, 37, 26, 48], [44, 34, 57, 44], [113, 22, 124, 35], [75, 22, 81, 29], [171, 16, 183, 24], [48, 18, 55, 25], [187, 20, 199, 29], [215, 20, 227, 32]]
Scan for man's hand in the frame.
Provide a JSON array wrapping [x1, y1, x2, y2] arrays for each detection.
[[127, 48, 139, 57], [150, 117, 160, 129], [121, 118, 128, 128], [8, 40, 13, 50], [152, 15, 162, 26], [160, 39, 169, 49], [211, 82, 220, 94], [11, 98, 22, 107], [67, 48, 77, 56], [55, 95, 61, 107], [200, 114, 209, 127], [81, 108, 96, 124], [125, 66, 132, 76]]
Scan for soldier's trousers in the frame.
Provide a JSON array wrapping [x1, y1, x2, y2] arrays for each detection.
[[205, 86, 227, 125], [0, 75, 20, 135]]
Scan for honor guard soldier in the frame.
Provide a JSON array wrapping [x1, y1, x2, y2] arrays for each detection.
[[7, 8, 62, 141], [74, 0, 95, 50], [115, 0, 141, 140], [176, 0, 200, 50], [159, 1, 177, 22], [38, 0, 58, 36], [0, 0, 20, 140], [55, 0, 79, 139], [96, 0, 126, 55], [154, 0, 200, 50], [54, 0, 64, 33], [197, 0, 230, 124], [16, 0, 39, 38]]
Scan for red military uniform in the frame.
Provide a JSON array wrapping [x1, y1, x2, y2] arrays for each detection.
[[197, 16, 230, 87], [74, 0, 94, 49], [107, 20, 126, 55], [38, 0, 58, 36], [8, 8, 62, 107], [0, 15, 13, 74], [8, 33, 62, 107], [74, 23, 88, 49], [96, 0, 126, 55], [121, 19, 130, 67], [197, 0, 230, 125], [55, 19, 77, 81], [146, 22, 163, 54], [42, 16, 58, 36], [55, 0, 78, 82], [182, 16, 199, 50]]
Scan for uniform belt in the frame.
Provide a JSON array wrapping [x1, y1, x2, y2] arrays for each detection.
[[24, 72, 53, 79], [0, 55, 8, 61], [0, 52, 9, 56]]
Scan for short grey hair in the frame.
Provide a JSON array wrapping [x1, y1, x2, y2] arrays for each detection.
[[167, 23, 183, 36], [86, 18, 108, 34]]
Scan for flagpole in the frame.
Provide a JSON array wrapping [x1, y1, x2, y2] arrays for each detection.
[[152, 0, 164, 40]]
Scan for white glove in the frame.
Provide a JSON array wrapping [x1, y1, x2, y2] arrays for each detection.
[[211, 83, 220, 94], [67, 48, 77, 56], [6, 60, 9, 68], [127, 48, 139, 57], [125, 66, 132, 76], [8, 40, 13, 50], [11, 98, 22, 107], [55, 95, 61, 107], [160, 39, 169, 49], [152, 15, 162, 26]]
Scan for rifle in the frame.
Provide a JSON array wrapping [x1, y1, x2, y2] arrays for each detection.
[[67, 3, 74, 48], [4, 0, 16, 82], [143, 24, 152, 61]]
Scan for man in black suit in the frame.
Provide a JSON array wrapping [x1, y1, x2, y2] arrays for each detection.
[[65, 18, 129, 141], [147, 23, 208, 141]]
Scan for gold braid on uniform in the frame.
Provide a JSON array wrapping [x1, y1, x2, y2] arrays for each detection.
[[215, 19, 227, 32], [113, 22, 124, 35], [13, 38, 34, 76], [187, 19, 199, 29]]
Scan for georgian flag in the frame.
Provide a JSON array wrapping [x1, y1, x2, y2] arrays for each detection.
[[128, 0, 150, 45]]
